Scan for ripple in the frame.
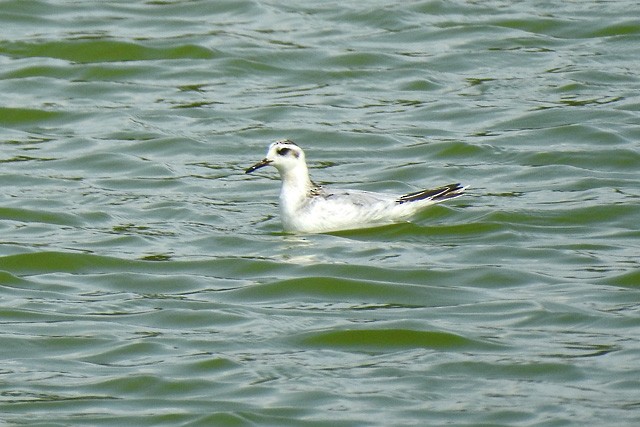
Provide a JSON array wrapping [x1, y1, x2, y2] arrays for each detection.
[[294, 328, 503, 352], [1, 0, 639, 425]]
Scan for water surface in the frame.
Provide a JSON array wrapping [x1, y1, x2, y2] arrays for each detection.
[[1, 1, 639, 426]]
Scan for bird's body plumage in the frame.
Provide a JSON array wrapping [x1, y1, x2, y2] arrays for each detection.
[[245, 140, 465, 233]]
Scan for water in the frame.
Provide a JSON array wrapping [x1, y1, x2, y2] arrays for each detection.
[[1, 0, 639, 425]]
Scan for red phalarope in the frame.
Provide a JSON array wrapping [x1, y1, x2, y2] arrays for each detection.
[[245, 139, 465, 233]]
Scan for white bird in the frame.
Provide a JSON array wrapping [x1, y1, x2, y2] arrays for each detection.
[[245, 139, 465, 233]]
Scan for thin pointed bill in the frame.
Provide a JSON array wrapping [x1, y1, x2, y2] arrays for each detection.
[[245, 158, 272, 174]]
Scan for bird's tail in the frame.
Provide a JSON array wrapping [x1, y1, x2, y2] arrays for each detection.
[[396, 183, 466, 204]]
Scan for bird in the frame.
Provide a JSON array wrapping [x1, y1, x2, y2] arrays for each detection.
[[245, 139, 465, 233]]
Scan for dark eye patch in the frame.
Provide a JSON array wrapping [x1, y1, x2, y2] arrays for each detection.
[[277, 147, 291, 156]]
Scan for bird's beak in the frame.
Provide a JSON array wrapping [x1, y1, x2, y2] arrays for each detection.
[[245, 158, 272, 174]]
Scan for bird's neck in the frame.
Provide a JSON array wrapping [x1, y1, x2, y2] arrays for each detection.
[[278, 164, 314, 210]]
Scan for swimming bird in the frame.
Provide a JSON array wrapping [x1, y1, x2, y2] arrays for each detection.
[[245, 139, 465, 233]]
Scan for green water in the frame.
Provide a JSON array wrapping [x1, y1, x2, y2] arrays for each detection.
[[1, 1, 639, 425]]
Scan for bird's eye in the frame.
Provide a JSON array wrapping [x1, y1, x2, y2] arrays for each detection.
[[277, 147, 290, 156]]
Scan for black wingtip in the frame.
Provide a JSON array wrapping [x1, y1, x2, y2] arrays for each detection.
[[396, 183, 465, 204]]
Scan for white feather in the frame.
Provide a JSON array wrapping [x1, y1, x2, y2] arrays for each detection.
[[246, 140, 465, 233]]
